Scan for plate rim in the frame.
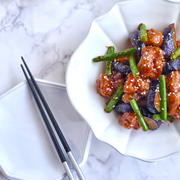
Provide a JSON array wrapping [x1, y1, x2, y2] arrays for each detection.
[[0, 79, 92, 180], [66, 0, 180, 162]]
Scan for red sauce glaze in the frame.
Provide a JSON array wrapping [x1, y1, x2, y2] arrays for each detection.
[[122, 73, 150, 103], [115, 56, 129, 64], [177, 40, 180, 47], [96, 72, 123, 98], [119, 112, 140, 130], [166, 71, 180, 92], [137, 46, 165, 80], [155, 88, 161, 112], [166, 71, 180, 119], [96, 73, 114, 98], [146, 29, 163, 47], [122, 93, 141, 103]]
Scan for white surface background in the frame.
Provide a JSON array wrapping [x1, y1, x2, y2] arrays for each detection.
[[0, 0, 179, 179]]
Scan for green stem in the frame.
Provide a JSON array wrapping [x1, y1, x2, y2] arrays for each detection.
[[170, 47, 180, 60], [93, 48, 136, 62], [159, 75, 167, 120], [140, 23, 148, 43], [130, 99, 149, 131], [153, 114, 172, 121], [129, 55, 139, 77], [106, 46, 115, 76], [105, 85, 124, 113]]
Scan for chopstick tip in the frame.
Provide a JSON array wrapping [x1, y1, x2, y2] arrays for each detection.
[[20, 64, 25, 72]]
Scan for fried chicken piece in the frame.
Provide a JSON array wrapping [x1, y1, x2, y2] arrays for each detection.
[[96, 72, 124, 98], [137, 46, 165, 80], [122, 73, 150, 103], [115, 56, 129, 64], [145, 29, 163, 47], [96, 73, 114, 98], [166, 71, 180, 93], [167, 92, 180, 119], [119, 112, 140, 130], [122, 93, 141, 103], [176, 40, 180, 47], [166, 71, 180, 119]]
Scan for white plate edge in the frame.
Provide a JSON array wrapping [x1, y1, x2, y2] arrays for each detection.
[[0, 79, 92, 180], [66, 0, 180, 162]]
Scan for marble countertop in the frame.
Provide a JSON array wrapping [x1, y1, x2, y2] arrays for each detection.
[[0, 0, 179, 179]]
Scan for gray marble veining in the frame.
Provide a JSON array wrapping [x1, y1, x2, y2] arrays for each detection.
[[82, 134, 180, 180], [0, 0, 120, 95], [0, 0, 179, 180]]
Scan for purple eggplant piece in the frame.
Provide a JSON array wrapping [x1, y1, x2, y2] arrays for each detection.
[[115, 102, 153, 118], [144, 117, 162, 130], [162, 24, 177, 60], [114, 103, 133, 113], [129, 30, 145, 62], [140, 106, 153, 118], [162, 61, 174, 74], [113, 61, 131, 75], [147, 80, 160, 114], [137, 96, 147, 107], [162, 58, 180, 75]]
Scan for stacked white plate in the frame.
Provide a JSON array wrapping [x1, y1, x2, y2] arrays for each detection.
[[0, 80, 91, 180]]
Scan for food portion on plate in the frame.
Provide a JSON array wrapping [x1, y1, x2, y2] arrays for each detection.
[[93, 23, 180, 131]]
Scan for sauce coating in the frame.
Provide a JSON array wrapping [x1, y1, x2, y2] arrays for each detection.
[[166, 71, 180, 119], [96, 72, 124, 98], [119, 112, 140, 129], [123, 73, 150, 103], [146, 29, 163, 47], [138, 46, 165, 80]]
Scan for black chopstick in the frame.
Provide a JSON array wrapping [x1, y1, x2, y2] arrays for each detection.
[[21, 57, 86, 180], [21, 65, 74, 180], [21, 57, 71, 152]]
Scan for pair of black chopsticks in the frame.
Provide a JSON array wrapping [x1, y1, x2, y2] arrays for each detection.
[[20, 57, 85, 180]]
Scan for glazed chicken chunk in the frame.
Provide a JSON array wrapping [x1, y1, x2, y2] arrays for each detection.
[[145, 28, 163, 47], [97, 72, 124, 98], [119, 112, 140, 130], [138, 46, 165, 79], [122, 73, 150, 103], [166, 71, 180, 119]]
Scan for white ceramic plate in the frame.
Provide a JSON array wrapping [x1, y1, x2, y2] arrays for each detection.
[[0, 80, 91, 180], [66, 0, 180, 161]]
